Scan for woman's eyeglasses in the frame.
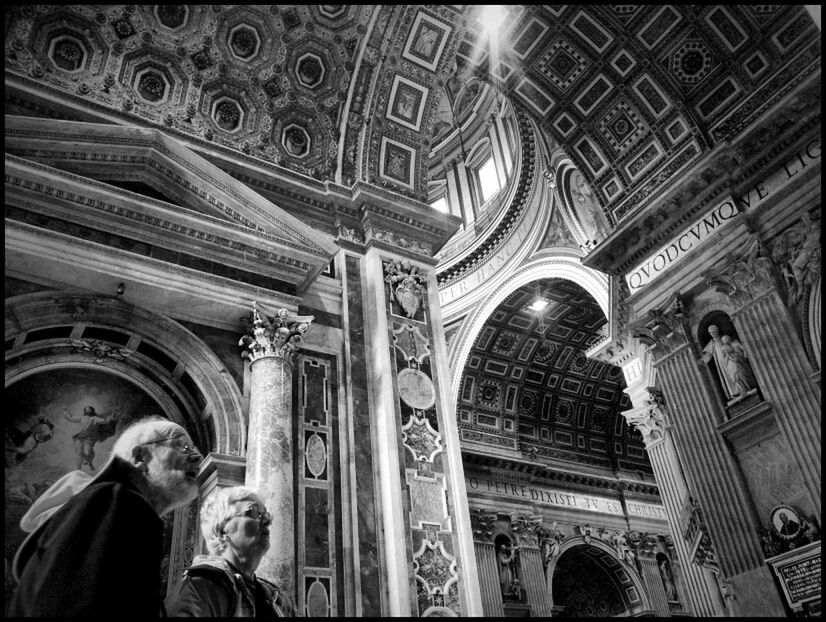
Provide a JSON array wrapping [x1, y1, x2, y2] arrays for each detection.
[[232, 506, 272, 523]]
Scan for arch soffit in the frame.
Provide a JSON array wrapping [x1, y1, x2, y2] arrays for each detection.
[[546, 535, 652, 614], [5, 291, 245, 455], [448, 250, 609, 398]]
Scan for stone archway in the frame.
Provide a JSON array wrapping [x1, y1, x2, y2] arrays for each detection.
[[546, 536, 652, 617], [446, 249, 610, 399]]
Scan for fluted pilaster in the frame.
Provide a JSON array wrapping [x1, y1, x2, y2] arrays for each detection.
[[474, 542, 504, 616], [638, 554, 670, 616], [519, 547, 552, 618], [646, 434, 726, 616], [656, 343, 785, 615], [731, 290, 821, 518]]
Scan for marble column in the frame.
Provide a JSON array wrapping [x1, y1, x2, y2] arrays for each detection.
[[239, 304, 313, 601], [645, 317, 785, 616], [707, 254, 821, 519], [622, 377, 727, 617]]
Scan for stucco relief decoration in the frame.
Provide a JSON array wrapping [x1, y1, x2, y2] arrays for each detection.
[[398, 368, 437, 411], [538, 522, 565, 569], [609, 530, 638, 567], [384, 259, 428, 318], [402, 415, 443, 464], [70, 339, 133, 364], [238, 303, 313, 362], [770, 211, 821, 306]]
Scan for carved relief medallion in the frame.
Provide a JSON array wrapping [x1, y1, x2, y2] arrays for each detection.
[[305, 433, 327, 478], [398, 368, 436, 410]]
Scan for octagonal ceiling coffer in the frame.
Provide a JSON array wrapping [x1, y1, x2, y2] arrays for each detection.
[[211, 96, 244, 133], [295, 52, 326, 89], [228, 23, 261, 61], [47, 34, 88, 73]]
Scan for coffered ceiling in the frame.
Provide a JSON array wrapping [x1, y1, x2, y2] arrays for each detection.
[[6, 6, 819, 238], [457, 279, 650, 475]]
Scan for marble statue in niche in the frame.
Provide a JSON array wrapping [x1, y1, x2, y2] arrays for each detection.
[[701, 324, 757, 402], [495, 536, 520, 599], [657, 554, 678, 602]]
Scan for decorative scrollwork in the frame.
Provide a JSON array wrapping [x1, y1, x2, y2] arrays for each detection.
[[238, 302, 313, 361]]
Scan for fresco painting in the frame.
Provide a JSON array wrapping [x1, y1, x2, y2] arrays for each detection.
[[4, 367, 171, 605]]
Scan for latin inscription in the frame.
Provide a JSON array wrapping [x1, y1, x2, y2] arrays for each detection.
[[625, 137, 821, 293]]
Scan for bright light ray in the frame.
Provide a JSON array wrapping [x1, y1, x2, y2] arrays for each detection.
[[529, 299, 548, 312]]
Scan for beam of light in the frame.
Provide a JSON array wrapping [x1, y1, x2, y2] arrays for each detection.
[[473, 6, 507, 85], [529, 299, 548, 312]]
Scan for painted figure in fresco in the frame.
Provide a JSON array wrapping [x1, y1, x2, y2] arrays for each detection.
[[5, 417, 55, 467], [395, 89, 416, 120], [413, 24, 439, 57], [10, 416, 203, 617], [165, 485, 295, 617], [701, 325, 757, 401], [570, 170, 609, 243], [64, 405, 122, 471]]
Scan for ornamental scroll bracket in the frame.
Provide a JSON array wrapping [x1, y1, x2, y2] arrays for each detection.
[[238, 302, 313, 362], [384, 259, 429, 319]]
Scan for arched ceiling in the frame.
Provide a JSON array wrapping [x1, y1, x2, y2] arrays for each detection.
[[457, 279, 649, 475], [6, 6, 819, 238]]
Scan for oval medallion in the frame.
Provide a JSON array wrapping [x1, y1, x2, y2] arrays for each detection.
[[306, 579, 329, 617], [305, 433, 327, 478], [397, 368, 436, 410]]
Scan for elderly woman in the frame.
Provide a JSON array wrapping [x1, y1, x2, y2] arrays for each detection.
[[165, 486, 295, 617]]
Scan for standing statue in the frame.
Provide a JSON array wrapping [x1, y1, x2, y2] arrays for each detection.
[[658, 557, 678, 601], [701, 325, 757, 401], [497, 541, 519, 597]]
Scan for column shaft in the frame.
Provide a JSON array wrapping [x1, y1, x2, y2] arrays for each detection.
[[733, 291, 821, 517], [246, 355, 295, 597]]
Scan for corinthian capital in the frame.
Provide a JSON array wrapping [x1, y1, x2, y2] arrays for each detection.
[[628, 298, 689, 361], [239, 303, 314, 362], [624, 387, 666, 447], [702, 241, 776, 309]]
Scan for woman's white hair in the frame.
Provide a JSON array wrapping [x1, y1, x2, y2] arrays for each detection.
[[200, 486, 265, 555]]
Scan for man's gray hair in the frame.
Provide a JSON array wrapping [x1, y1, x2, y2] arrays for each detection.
[[200, 486, 266, 555], [110, 416, 182, 462]]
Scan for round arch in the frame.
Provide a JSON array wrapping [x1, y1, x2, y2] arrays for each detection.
[[546, 535, 652, 616], [5, 291, 245, 455], [447, 249, 610, 399]]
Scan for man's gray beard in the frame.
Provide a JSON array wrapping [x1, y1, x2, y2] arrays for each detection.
[[148, 468, 198, 509]]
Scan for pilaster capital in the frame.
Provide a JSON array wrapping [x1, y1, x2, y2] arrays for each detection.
[[702, 241, 777, 309], [469, 508, 498, 544], [628, 296, 690, 361], [239, 302, 313, 362], [623, 387, 666, 447], [510, 513, 544, 548]]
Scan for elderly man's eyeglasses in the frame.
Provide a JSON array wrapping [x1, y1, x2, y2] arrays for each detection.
[[140, 435, 200, 455], [232, 506, 272, 523]]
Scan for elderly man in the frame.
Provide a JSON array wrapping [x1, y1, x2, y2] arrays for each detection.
[[9, 416, 203, 617]]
